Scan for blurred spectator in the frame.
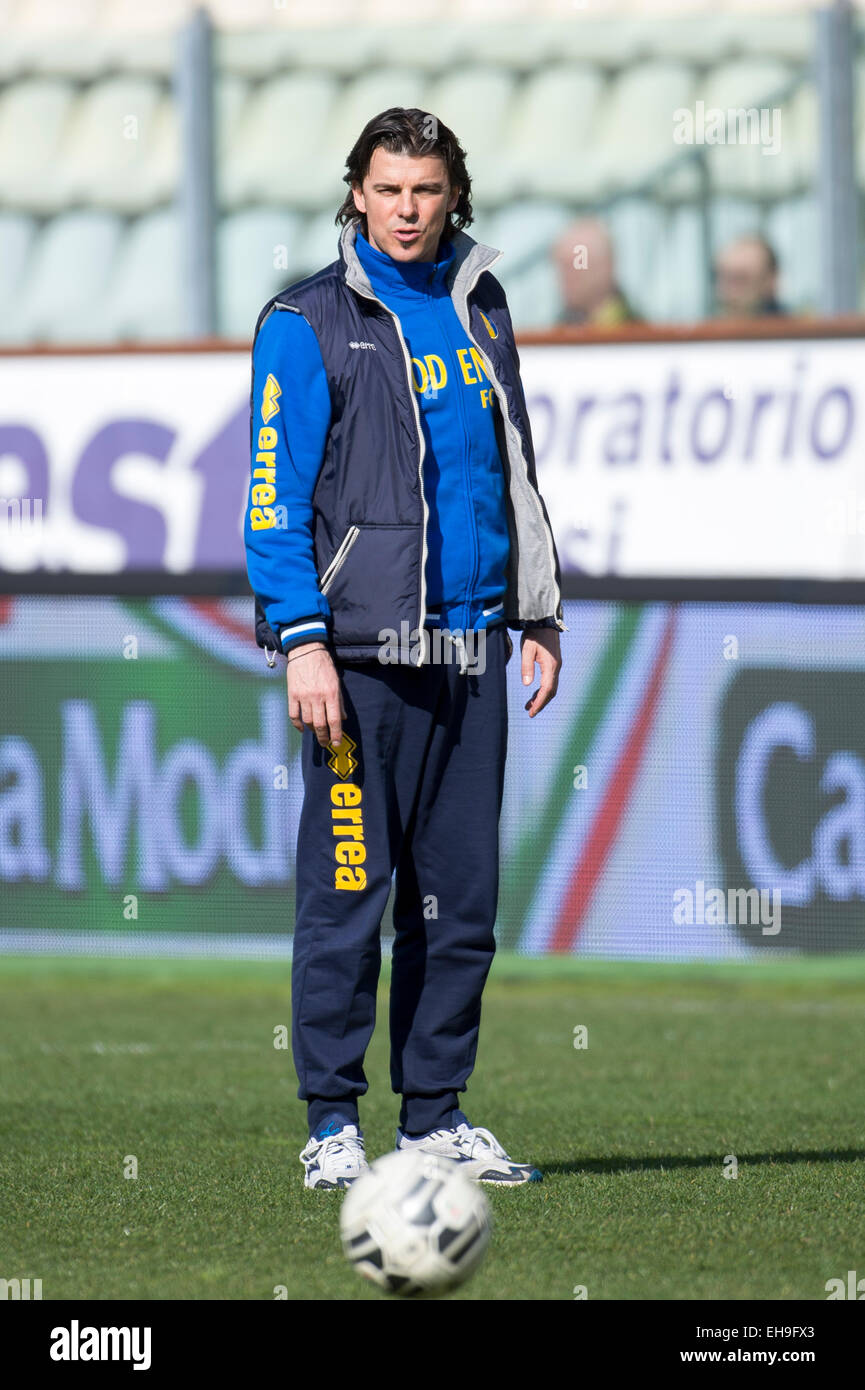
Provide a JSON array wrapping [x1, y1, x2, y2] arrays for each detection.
[[552, 217, 643, 327], [712, 234, 788, 317]]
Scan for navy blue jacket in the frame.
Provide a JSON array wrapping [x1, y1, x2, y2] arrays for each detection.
[[246, 219, 564, 665]]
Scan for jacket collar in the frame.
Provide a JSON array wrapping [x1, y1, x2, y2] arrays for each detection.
[[353, 226, 455, 298], [339, 219, 503, 324]]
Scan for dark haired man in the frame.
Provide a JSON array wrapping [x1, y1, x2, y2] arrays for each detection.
[[713, 234, 788, 318], [245, 109, 564, 1189]]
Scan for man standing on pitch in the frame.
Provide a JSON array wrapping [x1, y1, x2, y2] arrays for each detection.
[[245, 108, 564, 1189]]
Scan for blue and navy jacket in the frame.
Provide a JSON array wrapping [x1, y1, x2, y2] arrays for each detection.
[[245, 218, 564, 665]]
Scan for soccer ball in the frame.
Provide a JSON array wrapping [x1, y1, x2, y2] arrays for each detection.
[[339, 1149, 491, 1297]]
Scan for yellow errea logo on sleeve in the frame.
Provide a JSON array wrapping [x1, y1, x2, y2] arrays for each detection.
[[262, 373, 282, 423], [479, 311, 498, 339], [250, 423, 277, 529]]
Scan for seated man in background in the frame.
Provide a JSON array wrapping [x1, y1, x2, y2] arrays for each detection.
[[552, 216, 643, 327], [712, 234, 788, 318]]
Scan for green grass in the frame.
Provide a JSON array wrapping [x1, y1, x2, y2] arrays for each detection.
[[1, 952, 864, 1301]]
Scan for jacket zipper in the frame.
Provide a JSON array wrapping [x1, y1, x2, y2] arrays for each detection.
[[319, 524, 360, 594], [346, 284, 429, 666], [459, 262, 565, 634], [431, 287, 477, 635]]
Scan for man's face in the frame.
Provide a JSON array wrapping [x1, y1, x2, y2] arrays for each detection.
[[351, 147, 460, 263], [554, 224, 614, 312], [713, 242, 776, 316]]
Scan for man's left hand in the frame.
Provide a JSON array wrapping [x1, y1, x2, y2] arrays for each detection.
[[520, 627, 562, 717]]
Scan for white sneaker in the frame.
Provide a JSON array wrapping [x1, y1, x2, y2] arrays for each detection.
[[396, 1120, 543, 1185], [300, 1123, 369, 1190]]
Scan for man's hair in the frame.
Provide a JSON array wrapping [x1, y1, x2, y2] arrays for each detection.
[[335, 107, 473, 238]]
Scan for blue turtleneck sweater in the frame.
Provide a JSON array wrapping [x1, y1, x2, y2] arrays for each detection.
[[246, 226, 511, 654]]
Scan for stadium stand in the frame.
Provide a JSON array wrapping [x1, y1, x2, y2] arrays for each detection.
[[0, 2, 847, 340]]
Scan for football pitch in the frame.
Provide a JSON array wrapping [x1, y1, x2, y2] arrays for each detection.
[[1, 952, 864, 1302]]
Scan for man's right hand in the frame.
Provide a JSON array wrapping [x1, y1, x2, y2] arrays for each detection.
[[286, 642, 347, 748]]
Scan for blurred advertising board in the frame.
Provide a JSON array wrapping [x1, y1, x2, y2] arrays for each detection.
[[2, 337, 865, 581], [1, 595, 863, 958]]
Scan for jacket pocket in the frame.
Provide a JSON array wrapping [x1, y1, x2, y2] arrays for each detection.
[[321, 523, 422, 647], [319, 525, 361, 595]]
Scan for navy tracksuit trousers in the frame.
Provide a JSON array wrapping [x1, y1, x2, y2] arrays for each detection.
[[291, 624, 511, 1138]]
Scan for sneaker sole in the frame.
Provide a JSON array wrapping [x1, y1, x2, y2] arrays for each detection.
[[475, 1168, 544, 1185], [303, 1174, 365, 1190], [395, 1147, 543, 1185]]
